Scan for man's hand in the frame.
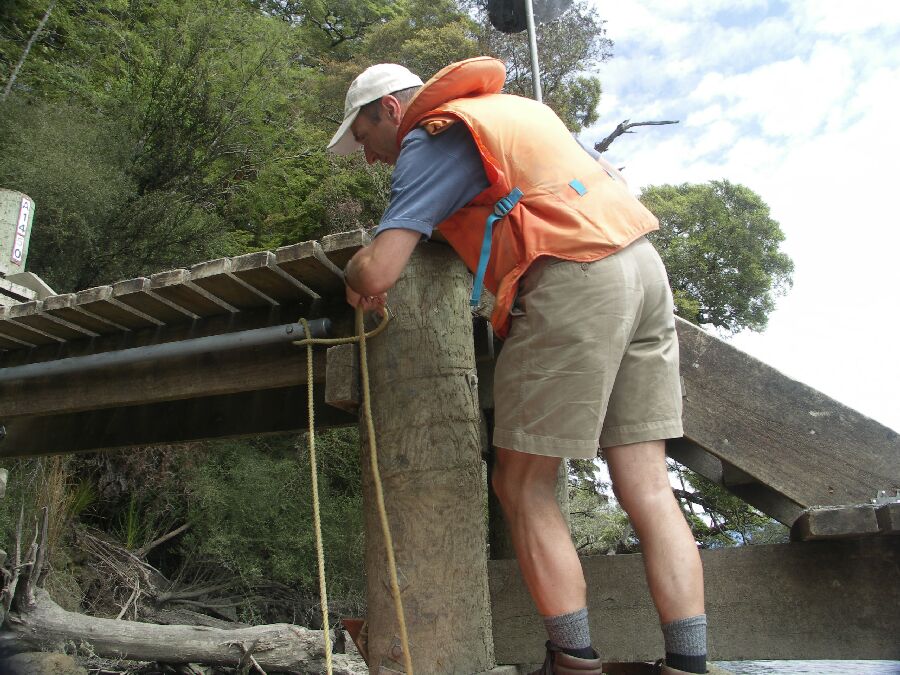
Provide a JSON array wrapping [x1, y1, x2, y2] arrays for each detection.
[[344, 228, 421, 297], [346, 286, 387, 312]]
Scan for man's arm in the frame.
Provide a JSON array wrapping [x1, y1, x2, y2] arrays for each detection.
[[344, 228, 421, 307]]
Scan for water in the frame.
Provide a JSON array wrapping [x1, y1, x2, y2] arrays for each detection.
[[715, 662, 900, 674]]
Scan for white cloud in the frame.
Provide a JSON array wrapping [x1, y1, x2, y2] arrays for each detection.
[[585, 0, 900, 431]]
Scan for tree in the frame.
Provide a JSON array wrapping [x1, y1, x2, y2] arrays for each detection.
[[468, 0, 612, 130], [641, 180, 794, 334]]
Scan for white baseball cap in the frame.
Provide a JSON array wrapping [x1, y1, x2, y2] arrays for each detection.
[[327, 63, 424, 155]]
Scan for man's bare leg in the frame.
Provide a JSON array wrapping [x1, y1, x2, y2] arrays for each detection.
[[491, 447, 586, 615], [604, 439, 704, 622], [606, 439, 708, 673]]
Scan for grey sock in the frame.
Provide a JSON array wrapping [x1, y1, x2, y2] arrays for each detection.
[[661, 614, 707, 656], [543, 607, 593, 654], [662, 614, 707, 672]]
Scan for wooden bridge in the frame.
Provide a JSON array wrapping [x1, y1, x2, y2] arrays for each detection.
[[0, 234, 897, 672]]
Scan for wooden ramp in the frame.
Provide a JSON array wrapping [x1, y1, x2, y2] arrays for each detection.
[[672, 317, 899, 524]]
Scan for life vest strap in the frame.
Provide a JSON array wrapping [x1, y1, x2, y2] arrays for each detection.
[[471, 187, 523, 307]]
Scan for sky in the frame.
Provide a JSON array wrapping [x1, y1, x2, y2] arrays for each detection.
[[580, 0, 900, 433]]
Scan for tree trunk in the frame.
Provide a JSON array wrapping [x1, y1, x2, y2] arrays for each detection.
[[2, 1, 56, 102], [361, 242, 495, 673], [2, 589, 367, 674]]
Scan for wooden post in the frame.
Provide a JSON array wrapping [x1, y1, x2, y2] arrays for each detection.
[[361, 243, 494, 673]]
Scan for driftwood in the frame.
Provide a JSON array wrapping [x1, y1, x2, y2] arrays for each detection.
[[3, 588, 367, 674]]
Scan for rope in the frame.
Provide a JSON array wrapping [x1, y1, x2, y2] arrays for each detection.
[[295, 307, 413, 675]]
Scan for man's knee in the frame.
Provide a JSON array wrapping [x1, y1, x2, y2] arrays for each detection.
[[491, 447, 560, 509]]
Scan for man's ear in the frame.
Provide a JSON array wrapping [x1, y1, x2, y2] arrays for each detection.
[[382, 95, 404, 124]]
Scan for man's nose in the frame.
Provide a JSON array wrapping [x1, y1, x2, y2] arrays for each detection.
[[364, 147, 377, 165]]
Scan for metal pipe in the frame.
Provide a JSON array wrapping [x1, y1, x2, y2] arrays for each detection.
[[0, 318, 332, 384], [525, 0, 543, 102]]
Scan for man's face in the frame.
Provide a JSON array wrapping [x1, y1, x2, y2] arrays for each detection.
[[351, 97, 402, 166]]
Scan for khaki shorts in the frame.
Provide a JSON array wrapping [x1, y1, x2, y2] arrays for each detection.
[[493, 236, 683, 459]]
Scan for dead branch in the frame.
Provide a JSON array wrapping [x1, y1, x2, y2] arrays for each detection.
[[0, 506, 24, 622], [594, 119, 679, 154], [134, 522, 191, 558]]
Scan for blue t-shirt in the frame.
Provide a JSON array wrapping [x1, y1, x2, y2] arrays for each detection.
[[375, 124, 603, 239], [376, 124, 489, 239]]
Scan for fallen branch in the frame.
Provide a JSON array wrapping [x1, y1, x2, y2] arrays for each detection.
[[135, 522, 191, 558], [3, 589, 367, 674], [594, 119, 679, 154]]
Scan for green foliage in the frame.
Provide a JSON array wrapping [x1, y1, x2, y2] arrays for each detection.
[[469, 0, 611, 130], [568, 480, 636, 555], [113, 495, 148, 550], [183, 432, 365, 616], [0, 97, 231, 290], [669, 462, 785, 548], [642, 180, 795, 334]]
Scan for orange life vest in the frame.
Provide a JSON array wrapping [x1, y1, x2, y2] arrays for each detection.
[[397, 57, 659, 338]]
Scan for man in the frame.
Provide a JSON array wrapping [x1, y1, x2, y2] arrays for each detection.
[[328, 57, 722, 675]]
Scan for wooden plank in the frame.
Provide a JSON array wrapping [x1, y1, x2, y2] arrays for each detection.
[[319, 229, 371, 269], [5, 301, 94, 341], [275, 240, 345, 296], [112, 277, 196, 323], [230, 251, 316, 304], [727, 483, 804, 527], [666, 438, 724, 483], [75, 286, 160, 330], [790, 504, 881, 541], [150, 269, 236, 317], [189, 258, 275, 310], [666, 438, 804, 525], [721, 463, 755, 486], [0, 340, 328, 419], [41, 294, 124, 335], [876, 502, 900, 534], [0, 306, 59, 346], [490, 538, 900, 664], [677, 316, 900, 509], [0, 332, 30, 350], [325, 343, 359, 414], [0, 385, 355, 458]]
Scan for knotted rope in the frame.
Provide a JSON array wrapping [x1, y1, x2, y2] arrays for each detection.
[[295, 307, 413, 675]]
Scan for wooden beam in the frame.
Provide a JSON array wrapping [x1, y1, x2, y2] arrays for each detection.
[[4, 300, 93, 340], [0, 338, 328, 419], [75, 285, 161, 329], [876, 502, 900, 534], [189, 258, 275, 310], [320, 229, 371, 269], [230, 251, 317, 304], [40, 293, 123, 335], [325, 343, 359, 414], [490, 538, 900, 664], [150, 269, 236, 317], [791, 504, 883, 541], [111, 277, 196, 323], [275, 240, 345, 297], [676, 317, 900, 509], [362, 243, 495, 673], [0, 385, 355, 457], [666, 438, 804, 525]]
